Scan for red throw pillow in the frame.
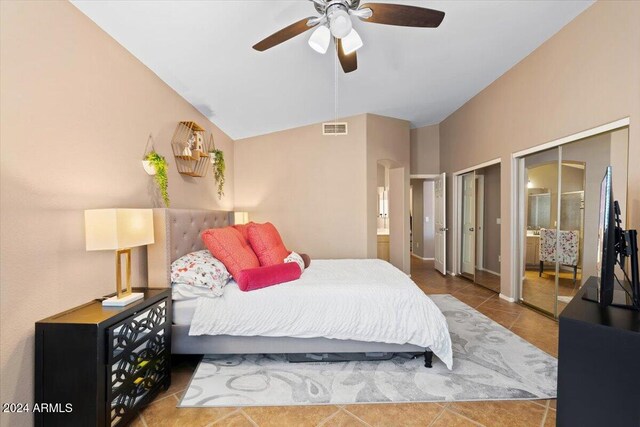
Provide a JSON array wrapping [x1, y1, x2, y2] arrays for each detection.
[[232, 222, 254, 244], [236, 263, 301, 292], [247, 222, 290, 267], [202, 227, 260, 281]]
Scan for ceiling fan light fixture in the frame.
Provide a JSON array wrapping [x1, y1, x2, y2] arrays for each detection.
[[328, 8, 352, 38], [341, 28, 363, 55], [308, 25, 331, 54]]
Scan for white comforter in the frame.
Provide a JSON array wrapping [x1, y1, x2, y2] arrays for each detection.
[[189, 259, 453, 369]]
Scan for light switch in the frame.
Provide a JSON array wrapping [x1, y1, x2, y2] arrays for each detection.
[[496, 218, 501, 225], [425, 216, 430, 223]]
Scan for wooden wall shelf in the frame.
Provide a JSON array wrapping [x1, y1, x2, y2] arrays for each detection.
[[170, 121, 214, 177]]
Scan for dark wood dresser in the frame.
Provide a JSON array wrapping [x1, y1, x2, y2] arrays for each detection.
[[557, 278, 640, 427], [35, 288, 171, 427]]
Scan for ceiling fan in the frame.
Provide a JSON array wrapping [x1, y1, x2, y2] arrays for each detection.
[[252, 0, 445, 73]]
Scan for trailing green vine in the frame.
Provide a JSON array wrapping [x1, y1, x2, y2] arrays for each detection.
[[145, 151, 170, 207], [211, 149, 225, 199]]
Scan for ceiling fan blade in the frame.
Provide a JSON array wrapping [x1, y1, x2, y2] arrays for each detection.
[[362, 3, 445, 28], [336, 38, 357, 73], [253, 17, 317, 51]]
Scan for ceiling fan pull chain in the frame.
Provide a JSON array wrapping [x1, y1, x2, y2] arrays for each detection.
[[334, 42, 338, 125]]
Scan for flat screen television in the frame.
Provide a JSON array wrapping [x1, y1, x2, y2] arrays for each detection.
[[585, 165, 639, 310], [595, 166, 616, 307]]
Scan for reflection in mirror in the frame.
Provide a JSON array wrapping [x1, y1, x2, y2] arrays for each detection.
[[377, 187, 388, 229], [473, 164, 501, 293], [521, 149, 560, 317], [377, 162, 389, 232], [519, 127, 629, 318], [460, 172, 475, 282], [377, 163, 390, 261], [528, 192, 551, 230]]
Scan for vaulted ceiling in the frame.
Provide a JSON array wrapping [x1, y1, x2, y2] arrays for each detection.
[[71, 0, 593, 139]]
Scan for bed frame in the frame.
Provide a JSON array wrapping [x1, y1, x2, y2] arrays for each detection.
[[147, 208, 433, 367]]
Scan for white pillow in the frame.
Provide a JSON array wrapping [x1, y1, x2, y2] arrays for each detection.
[[170, 250, 230, 298], [172, 283, 222, 301]]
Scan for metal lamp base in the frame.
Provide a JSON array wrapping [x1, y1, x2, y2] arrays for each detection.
[[102, 292, 144, 307], [102, 247, 143, 307]]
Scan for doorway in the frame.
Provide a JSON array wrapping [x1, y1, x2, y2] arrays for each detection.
[[375, 160, 410, 274], [377, 163, 390, 262], [410, 178, 436, 262], [516, 127, 629, 317], [455, 162, 502, 293]]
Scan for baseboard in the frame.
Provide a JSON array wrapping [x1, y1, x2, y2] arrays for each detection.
[[411, 253, 434, 261], [478, 267, 501, 277], [447, 271, 456, 277], [499, 293, 516, 303]]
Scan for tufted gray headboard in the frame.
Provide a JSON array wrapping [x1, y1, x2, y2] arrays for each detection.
[[147, 208, 232, 287]]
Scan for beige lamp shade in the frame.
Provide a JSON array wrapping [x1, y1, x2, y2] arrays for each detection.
[[233, 211, 250, 225], [85, 209, 154, 250]]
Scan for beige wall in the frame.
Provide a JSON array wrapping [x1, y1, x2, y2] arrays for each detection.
[[234, 115, 368, 258], [234, 113, 410, 271], [410, 124, 439, 175], [439, 0, 640, 297], [0, 2, 234, 425], [377, 163, 386, 187]]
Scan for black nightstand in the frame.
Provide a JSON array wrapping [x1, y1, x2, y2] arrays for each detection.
[[35, 288, 172, 427]]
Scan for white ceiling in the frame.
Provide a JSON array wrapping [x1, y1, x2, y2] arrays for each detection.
[[71, 0, 593, 140]]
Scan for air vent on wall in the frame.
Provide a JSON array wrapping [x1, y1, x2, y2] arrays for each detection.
[[323, 122, 348, 136]]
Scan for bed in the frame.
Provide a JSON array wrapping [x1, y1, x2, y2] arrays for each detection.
[[147, 208, 452, 369]]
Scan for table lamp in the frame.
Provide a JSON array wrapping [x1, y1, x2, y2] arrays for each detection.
[[85, 209, 155, 306], [234, 211, 250, 225]]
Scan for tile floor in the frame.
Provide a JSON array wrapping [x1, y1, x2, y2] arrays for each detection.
[[133, 258, 559, 427], [472, 269, 501, 293], [521, 269, 582, 316]]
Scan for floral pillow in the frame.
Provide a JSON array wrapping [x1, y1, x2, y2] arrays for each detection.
[[284, 251, 305, 273], [170, 250, 231, 297]]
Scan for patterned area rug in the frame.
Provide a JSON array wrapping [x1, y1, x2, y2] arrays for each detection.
[[179, 295, 557, 407]]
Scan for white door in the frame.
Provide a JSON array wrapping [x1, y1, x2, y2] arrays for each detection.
[[434, 173, 447, 275], [461, 173, 476, 275]]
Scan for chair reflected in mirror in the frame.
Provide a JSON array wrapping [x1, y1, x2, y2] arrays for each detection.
[[539, 228, 579, 284]]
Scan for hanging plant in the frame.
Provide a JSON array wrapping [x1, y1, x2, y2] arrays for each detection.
[[145, 151, 170, 207], [210, 149, 225, 199], [142, 135, 157, 175]]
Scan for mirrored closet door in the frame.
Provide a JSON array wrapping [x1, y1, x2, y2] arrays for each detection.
[[521, 148, 561, 316], [460, 172, 476, 282], [458, 164, 502, 293], [473, 164, 501, 293], [519, 127, 629, 318]]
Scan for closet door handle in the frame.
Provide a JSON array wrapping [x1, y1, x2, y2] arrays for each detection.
[[469, 227, 475, 231]]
